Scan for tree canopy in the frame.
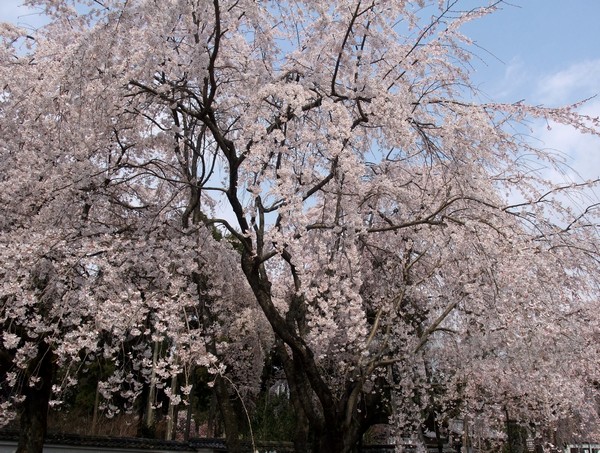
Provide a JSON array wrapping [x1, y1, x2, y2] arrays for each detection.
[[2, 1, 600, 452]]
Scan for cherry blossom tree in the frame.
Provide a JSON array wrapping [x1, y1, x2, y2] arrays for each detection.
[[0, 10, 266, 452], [2, 1, 600, 452]]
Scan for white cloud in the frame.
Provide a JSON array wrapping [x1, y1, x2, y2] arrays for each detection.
[[495, 58, 600, 191], [476, 58, 600, 192], [536, 60, 600, 106], [518, 99, 600, 217], [532, 95, 600, 188], [492, 58, 533, 101], [534, 60, 600, 181]]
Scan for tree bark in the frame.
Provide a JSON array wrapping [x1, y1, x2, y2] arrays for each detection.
[[17, 342, 54, 453], [242, 254, 374, 453], [214, 376, 241, 453], [143, 340, 160, 437], [166, 373, 178, 440], [91, 381, 100, 435], [274, 341, 310, 452], [314, 424, 363, 453], [184, 385, 194, 441]]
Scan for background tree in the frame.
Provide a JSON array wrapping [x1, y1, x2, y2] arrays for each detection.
[[2, 1, 600, 453]]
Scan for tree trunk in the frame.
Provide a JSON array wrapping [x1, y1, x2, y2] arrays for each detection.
[[166, 373, 178, 440], [435, 420, 444, 453], [91, 381, 100, 435], [17, 342, 54, 453], [207, 391, 218, 437], [242, 255, 370, 453], [184, 386, 194, 441], [214, 376, 241, 453], [293, 410, 310, 453], [143, 340, 160, 437], [314, 425, 362, 453]]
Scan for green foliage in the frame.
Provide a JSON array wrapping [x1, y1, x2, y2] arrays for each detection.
[[251, 393, 296, 442]]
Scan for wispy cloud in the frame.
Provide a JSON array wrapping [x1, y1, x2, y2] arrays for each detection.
[[531, 60, 600, 184], [536, 60, 600, 106], [475, 57, 600, 185], [535, 103, 600, 182], [490, 58, 534, 102]]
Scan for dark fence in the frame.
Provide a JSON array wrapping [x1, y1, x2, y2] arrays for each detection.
[[1, 431, 456, 452]]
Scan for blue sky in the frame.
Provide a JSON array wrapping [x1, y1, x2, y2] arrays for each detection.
[[462, 1, 600, 184], [464, 1, 600, 103], [2, 0, 600, 183]]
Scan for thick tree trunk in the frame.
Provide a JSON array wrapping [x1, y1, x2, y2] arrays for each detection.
[[207, 391, 218, 436], [242, 255, 369, 453], [17, 343, 54, 453], [313, 425, 362, 453], [293, 410, 310, 453], [274, 341, 311, 452], [288, 376, 363, 452], [192, 272, 243, 450], [214, 376, 242, 453]]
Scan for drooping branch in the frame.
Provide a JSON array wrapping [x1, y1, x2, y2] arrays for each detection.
[[413, 297, 462, 354]]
